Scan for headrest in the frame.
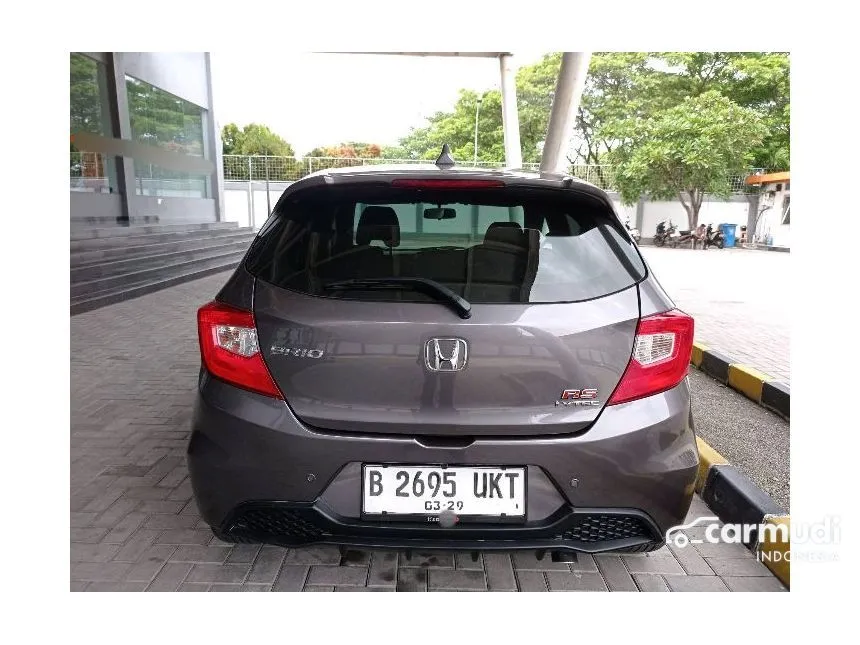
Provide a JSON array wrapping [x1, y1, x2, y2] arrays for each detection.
[[484, 222, 526, 248], [356, 206, 400, 247]]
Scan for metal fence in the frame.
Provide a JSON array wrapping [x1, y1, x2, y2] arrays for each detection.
[[71, 151, 762, 195]]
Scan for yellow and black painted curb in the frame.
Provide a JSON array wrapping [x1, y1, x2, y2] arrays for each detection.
[[695, 437, 790, 588], [689, 342, 789, 420]]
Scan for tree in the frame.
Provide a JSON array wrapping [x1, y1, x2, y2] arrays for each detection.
[[306, 142, 383, 158], [220, 123, 294, 157], [607, 91, 767, 229]]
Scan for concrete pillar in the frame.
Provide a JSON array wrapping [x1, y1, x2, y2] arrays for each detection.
[[746, 192, 761, 244], [540, 52, 592, 176], [204, 53, 225, 222], [498, 54, 523, 168], [105, 53, 135, 223], [635, 197, 645, 232]]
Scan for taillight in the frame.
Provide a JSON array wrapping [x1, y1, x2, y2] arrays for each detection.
[[197, 301, 283, 399], [390, 179, 505, 189], [607, 309, 694, 405]]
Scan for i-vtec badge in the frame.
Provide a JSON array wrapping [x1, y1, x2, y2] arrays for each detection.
[[270, 346, 324, 359], [555, 388, 600, 407]]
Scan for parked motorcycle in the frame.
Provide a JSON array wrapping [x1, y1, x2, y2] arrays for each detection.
[[674, 228, 696, 248], [702, 223, 725, 250], [625, 218, 641, 244], [654, 220, 677, 247]]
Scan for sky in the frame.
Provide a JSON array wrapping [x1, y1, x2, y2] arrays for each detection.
[[210, 52, 549, 156]]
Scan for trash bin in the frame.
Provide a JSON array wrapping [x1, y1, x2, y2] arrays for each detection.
[[719, 223, 737, 248]]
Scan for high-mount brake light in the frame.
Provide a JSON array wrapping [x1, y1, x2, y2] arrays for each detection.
[[391, 179, 505, 189]]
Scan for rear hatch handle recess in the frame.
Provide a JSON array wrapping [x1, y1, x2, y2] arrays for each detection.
[[324, 278, 472, 319]]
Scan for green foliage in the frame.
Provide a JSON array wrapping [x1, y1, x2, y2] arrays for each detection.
[[221, 123, 294, 157], [306, 142, 383, 158], [608, 91, 767, 228]]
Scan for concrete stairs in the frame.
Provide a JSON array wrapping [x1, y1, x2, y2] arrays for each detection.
[[70, 222, 256, 315]]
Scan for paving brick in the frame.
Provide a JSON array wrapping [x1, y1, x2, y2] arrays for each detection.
[[367, 551, 398, 587], [397, 567, 428, 592], [454, 552, 484, 570], [247, 546, 287, 584], [91, 498, 138, 527], [123, 486, 172, 501], [71, 562, 134, 582], [177, 583, 210, 592], [86, 581, 148, 592], [545, 572, 608, 591], [667, 543, 717, 576], [71, 543, 121, 563], [622, 553, 686, 575], [512, 552, 570, 571], [282, 545, 341, 565], [102, 512, 147, 543], [143, 514, 198, 530], [71, 581, 89, 591], [122, 544, 174, 581], [483, 553, 516, 590], [336, 586, 394, 592], [209, 584, 244, 592], [71, 512, 99, 528], [633, 574, 670, 592], [113, 529, 161, 562], [225, 544, 262, 565], [704, 557, 773, 577], [242, 583, 272, 592], [304, 586, 335, 592], [399, 551, 454, 569], [146, 563, 192, 591], [185, 564, 250, 584], [70, 527, 109, 543], [169, 546, 232, 564], [664, 575, 730, 592], [306, 565, 368, 587], [570, 553, 599, 573], [156, 529, 214, 545], [594, 555, 637, 591], [722, 576, 787, 592], [514, 570, 548, 592], [428, 569, 486, 591], [692, 541, 755, 559], [272, 565, 309, 592], [339, 549, 371, 566]]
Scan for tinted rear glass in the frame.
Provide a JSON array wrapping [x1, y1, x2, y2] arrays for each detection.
[[245, 184, 646, 304]]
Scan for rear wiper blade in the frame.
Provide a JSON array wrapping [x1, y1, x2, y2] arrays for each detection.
[[324, 278, 472, 319]]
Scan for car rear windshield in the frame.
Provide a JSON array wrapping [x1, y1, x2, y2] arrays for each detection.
[[245, 184, 646, 304]]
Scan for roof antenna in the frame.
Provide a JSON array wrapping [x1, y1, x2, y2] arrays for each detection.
[[435, 144, 455, 169]]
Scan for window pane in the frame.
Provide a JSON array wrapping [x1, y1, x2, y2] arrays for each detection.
[[70, 54, 114, 193], [125, 75, 209, 198], [246, 185, 645, 304]]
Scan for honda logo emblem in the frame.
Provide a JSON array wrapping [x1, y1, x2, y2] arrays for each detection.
[[424, 338, 468, 372]]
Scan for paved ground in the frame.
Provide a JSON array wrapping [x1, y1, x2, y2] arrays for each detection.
[[640, 247, 790, 384], [70, 272, 786, 592], [689, 369, 789, 510]]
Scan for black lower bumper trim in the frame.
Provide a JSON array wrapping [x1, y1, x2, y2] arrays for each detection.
[[218, 502, 664, 554]]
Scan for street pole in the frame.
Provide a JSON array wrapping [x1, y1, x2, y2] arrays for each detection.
[[540, 52, 592, 175], [473, 95, 484, 166], [265, 155, 271, 216]]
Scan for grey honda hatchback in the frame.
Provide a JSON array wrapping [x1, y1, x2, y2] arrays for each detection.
[[189, 152, 698, 555]]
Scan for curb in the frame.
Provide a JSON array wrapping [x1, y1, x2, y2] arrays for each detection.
[[690, 342, 789, 419], [694, 437, 790, 588]]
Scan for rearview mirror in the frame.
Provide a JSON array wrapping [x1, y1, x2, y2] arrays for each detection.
[[423, 208, 457, 220]]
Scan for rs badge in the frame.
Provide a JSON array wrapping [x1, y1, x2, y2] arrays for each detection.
[[555, 388, 600, 407]]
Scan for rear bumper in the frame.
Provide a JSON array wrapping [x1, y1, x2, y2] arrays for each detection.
[[188, 373, 698, 552]]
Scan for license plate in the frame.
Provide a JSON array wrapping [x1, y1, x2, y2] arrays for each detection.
[[362, 465, 526, 520]]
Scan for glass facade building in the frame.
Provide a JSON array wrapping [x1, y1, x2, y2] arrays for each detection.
[[70, 53, 223, 228]]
